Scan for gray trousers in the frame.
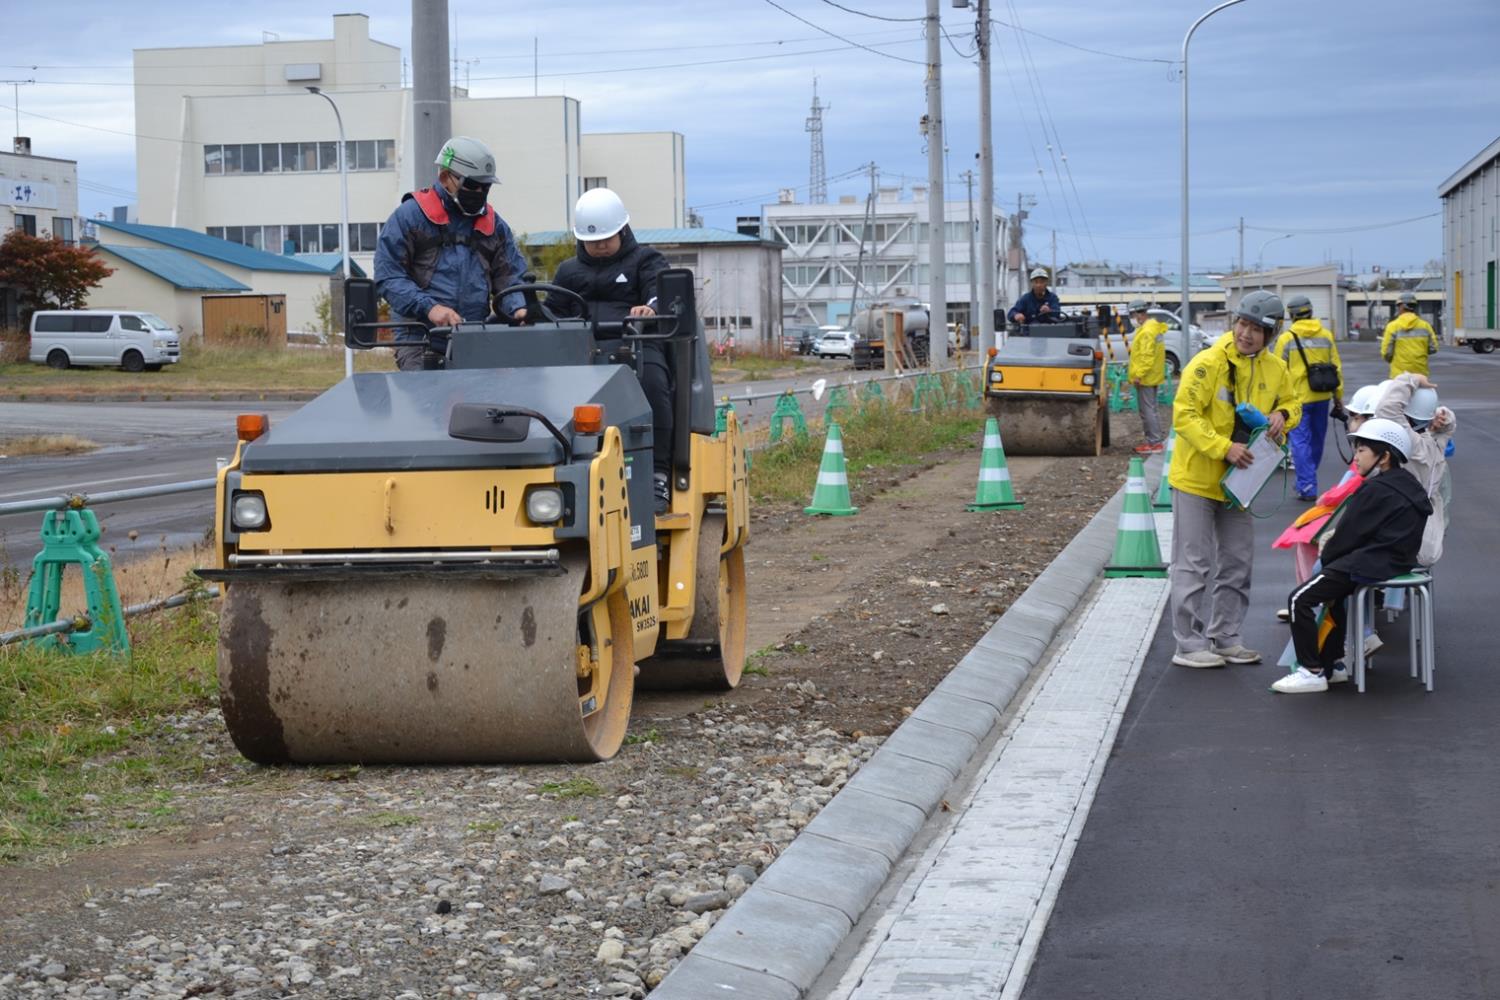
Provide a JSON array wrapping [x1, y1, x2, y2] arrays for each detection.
[[1136, 383, 1163, 444], [1170, 489, 1254, 653]]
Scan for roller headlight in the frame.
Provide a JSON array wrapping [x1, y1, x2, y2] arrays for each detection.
[[526, 487, 565, 524], [231, 491, 269, 531]]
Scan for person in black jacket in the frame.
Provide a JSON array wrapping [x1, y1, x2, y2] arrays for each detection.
[[552, 187, 674, 513], [1273, 418, 1432, 694]]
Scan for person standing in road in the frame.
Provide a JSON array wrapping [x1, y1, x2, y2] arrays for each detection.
[[1008, 268, 1061, 325], [1168, 290, 1302, 669], [1127, 300, 1167, 454], [374, 135, 529, 371], [1379, 291, 1438, 379], [1275, 295, 1344, 500], [550, 187, 675, 514]]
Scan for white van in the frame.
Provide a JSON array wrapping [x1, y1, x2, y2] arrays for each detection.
[[29, 310, 181, 371]]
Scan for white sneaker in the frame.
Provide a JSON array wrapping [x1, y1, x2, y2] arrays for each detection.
[[1328, 664, 1350, 684], [1276, 607, 1290, 623], [1363, 632, 1384, 657], [1172, 649, 1226, 669], [1213, 643, 1263, 664], [1272, 667, 1329, 694]]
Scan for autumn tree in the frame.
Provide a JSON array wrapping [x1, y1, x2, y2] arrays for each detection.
[[0, 229, 114, 325]]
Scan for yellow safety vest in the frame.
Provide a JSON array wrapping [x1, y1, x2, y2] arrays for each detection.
[[1380, 311, 1438, 378], [1169, 338, 1301, 502], [1128, 318, 1168, 386], [1275, 320, 1343, 403]]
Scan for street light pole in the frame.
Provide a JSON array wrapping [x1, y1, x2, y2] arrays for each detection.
[[307, 86, 354, 379], [1180, 0, 1248, 328], [1256, 232, 1294, 273]]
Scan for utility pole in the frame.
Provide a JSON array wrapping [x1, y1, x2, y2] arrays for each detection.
[[976, 0, 996, 357], [847, 162, 878, 326], [1238, 216, 1245, 304], [1050, 230, 1057, 279], [924, 0, 948, 371], [411, 0, 452, 178], [963, 169, 977, 347]]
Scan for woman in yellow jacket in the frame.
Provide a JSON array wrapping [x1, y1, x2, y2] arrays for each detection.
[[1127, 300, 1168, 453], [1379, 292, 1438, 378], [1168, 290, 1302, 669]]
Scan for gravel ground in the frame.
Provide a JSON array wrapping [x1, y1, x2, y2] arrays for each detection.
[[0, 444, 1132, 999]]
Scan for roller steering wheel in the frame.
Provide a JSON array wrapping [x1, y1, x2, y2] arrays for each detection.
[[496, 282, 591, 324]]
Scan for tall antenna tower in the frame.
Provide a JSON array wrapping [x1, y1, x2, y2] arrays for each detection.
[[805, 78, 828, 204]]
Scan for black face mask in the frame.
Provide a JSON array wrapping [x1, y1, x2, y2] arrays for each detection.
[[454, 179, 491, 216]]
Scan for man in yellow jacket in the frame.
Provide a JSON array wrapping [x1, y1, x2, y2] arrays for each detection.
[[1380, 292, 1438, 378], [1127, 300, 1168, 454], [1169, 290, 1302, 669], [1275, 295, 1343, 500]]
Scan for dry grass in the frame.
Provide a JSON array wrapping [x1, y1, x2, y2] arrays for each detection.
[[0, 434, 99, 457], [0, 541, 215, 633]]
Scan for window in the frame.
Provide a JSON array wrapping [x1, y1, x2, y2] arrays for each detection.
[[241, 143, 260, 173], [261, 143, 280, 173], [120, 314, 148, 332], [207, 226, 225, 239], [82, 315, 111, 333], [300, 143, 319, 174], [204, 144, 223, 175], [14, 214, 36, 236], [245, 227, 264, 251], [355, 140, 376, 171], [321, 223, 340, 252], [281, 142, 303, 171], [52, 217, 73, 242], [352, 222, 379, 252], [317, 141, 337, 172], [34, 314, 71, 332], [225, 226, 244, 245], [378, 139, 396, 170], [222, 144, 242, 174], [583, 176, 608, 191], [264, 225, 286, 254]]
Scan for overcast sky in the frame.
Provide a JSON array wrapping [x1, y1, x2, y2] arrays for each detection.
[[4, 0, 1497, 274]]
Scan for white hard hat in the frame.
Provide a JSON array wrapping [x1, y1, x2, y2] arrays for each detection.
[[1029, 267, 1050, 281], [1346, 384, 1383, 416], [574, 187, 630, 241], [1407, 387, 1438, 423], [434, 136, 498, 183], [1349, 417, 1411, 461]]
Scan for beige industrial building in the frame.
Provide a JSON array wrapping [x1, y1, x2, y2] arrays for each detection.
[[1439, 134, 1500, 338], [132, 14, 686, 275]]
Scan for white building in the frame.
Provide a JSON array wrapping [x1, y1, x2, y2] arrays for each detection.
[[1439, 134, 1500, 338], [1, 140, 80, 327], [762, 185, 1005, 328], [132, 14, 685, 275]]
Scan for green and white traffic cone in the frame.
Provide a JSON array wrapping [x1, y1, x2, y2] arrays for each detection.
[[1153, 428, 1175, 512], [1104, 456, 1167, 578], [966, 417, 1024, 511], [804, 422, 858, 516]]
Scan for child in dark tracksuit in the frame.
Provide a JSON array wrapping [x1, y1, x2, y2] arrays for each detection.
[[1274, 418, 1431, 694]]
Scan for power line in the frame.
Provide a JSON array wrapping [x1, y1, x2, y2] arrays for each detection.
[[761, 0, 927, 65], [813, 0, 925, 22], [1245, 213, 1439, 235], [941, 24, 979, 59], [986, 16, 1176, 65]]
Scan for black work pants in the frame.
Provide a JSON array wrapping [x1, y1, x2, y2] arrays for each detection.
[[639, 343, 674, 476], [1288, 569, 1355, 671]]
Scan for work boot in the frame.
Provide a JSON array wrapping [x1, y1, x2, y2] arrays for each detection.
[[653, 472, 671, 515]]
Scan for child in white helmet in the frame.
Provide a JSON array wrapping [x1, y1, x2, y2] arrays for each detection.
[[1274, 418, 1432, 694], [1374, 373, 1454, 568]]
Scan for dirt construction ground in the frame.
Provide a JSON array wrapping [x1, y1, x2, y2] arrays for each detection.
[[0, 438, 1135, 999]]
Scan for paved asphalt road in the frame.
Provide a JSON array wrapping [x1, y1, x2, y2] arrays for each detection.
[[1022, 339, 1500, 999], [0, 355, 901, 568]]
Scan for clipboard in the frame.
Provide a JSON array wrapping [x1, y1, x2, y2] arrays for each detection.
[[1220, 427, 1285, 510]]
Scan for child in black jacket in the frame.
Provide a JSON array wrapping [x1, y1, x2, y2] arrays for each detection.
[[1273, 418, 1432, 694]]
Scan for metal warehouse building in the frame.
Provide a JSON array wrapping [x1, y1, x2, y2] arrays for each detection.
[[1439, 135, 1500, 338]]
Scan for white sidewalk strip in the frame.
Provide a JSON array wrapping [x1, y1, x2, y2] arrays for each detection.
[[830, 577, 1170, 1000]]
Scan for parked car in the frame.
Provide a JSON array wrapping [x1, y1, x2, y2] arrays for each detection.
[[780, 324, 819, 355], [29, 310, 181, 372], [813, 329, 855, 359]]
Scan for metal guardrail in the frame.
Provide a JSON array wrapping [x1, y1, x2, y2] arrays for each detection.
[[0, 478, 217, 518], [718, 361, 985, 407], [0, 587, 222, 646]]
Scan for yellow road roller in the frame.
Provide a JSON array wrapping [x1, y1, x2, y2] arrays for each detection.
[[197, 270, 748, 764], [982, 311, 1111, 456]]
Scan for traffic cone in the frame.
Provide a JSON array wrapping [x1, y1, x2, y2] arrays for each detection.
[[804, 422, 858, 516], [1104, 456, 1167, 578], [1153, 429, 1175, 512], [966, 417, 1024, 511]]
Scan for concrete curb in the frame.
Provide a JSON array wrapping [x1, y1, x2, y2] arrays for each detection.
[[652, 456, 1153, 998]]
